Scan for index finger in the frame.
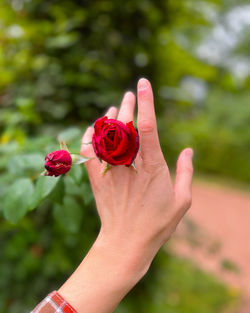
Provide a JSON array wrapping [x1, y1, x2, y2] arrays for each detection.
[[137, 78, 164, 166]]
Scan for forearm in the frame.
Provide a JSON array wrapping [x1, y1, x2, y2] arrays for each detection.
[[58, 234, 150, 313]]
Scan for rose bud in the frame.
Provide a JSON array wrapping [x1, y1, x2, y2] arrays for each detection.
[[92, 116, 139, 166], [44, 150, 72, 177]]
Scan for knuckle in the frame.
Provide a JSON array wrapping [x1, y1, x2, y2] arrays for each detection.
[[180, 193, 192, 210], [138, 120, 155, 133], [177, 165, 193, 176], [143, 159, 165, 174], [185, 166, 193, 175]]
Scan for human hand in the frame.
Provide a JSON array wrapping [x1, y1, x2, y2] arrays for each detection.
[[59, 78, 193, 313], [81, 78, 193, 275]]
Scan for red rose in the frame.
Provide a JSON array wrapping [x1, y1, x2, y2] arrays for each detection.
[[45, 150, 72, 177], [92, 116, 139, 166]]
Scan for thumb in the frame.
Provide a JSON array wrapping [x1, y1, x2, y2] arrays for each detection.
[[174, 148, 194, 212]]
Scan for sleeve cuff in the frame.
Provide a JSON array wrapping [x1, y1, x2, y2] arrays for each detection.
[[31, 290, 77, 313]]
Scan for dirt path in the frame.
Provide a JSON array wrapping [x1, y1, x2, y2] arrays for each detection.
[[171, 180, 250, 313]]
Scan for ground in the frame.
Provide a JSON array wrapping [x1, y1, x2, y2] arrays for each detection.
[[171, 179, 250, 313]]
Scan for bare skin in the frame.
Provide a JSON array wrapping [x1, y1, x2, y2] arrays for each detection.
[[59, 78, 193, 313]]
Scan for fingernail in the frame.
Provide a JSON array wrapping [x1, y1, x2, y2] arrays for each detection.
[[185, 148, 194, 158], [138, 78, 149, 91]]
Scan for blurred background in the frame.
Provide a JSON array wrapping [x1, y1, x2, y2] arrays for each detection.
[[0, 0, 250, 312]]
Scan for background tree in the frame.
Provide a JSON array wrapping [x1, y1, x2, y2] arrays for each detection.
[[1, 0, 248, 311]]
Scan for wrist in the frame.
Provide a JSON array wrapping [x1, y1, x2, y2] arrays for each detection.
[[58, 233, 151, 313], [94, 230, 152, 284]]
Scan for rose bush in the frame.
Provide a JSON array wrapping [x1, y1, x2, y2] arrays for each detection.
[[45, 150, 72, 176], [92, 116, 139, 166]]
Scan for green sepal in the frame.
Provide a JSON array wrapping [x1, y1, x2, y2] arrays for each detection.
[[71, 154, 90, 165], [102, 163, 111, 175], [131, 161, 137, 172], [59, 141, 69, 151]]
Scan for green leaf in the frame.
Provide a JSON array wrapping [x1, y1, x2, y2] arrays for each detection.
[[58, 127, 81, 143], [53, 196, 83, 233], [46, 33, 79, 49], [7, 153, 44, 175], [3, 178, 34, 223], [29, 176, 60, 210], [69, 164, 83, 184], [81, 182, 94, 205], [64, 175, 82, 196], [16, 97, 34, 109], [49, 177, 65, 204]]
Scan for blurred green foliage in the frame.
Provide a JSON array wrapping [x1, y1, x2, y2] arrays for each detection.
[[117, 251, 239, 313], [0, 0, 247, 311], [161, 89, 250, 181]]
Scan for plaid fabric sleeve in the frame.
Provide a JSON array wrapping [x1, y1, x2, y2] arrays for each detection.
[[31, 291, 77, 313]]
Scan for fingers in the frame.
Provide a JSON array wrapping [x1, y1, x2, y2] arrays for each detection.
[[137, 78, 164, 167], [117, 91, 136, 123], [106, 106, 118, 119], [174, 148, 194, 212], [81, 126, 95, 158]]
